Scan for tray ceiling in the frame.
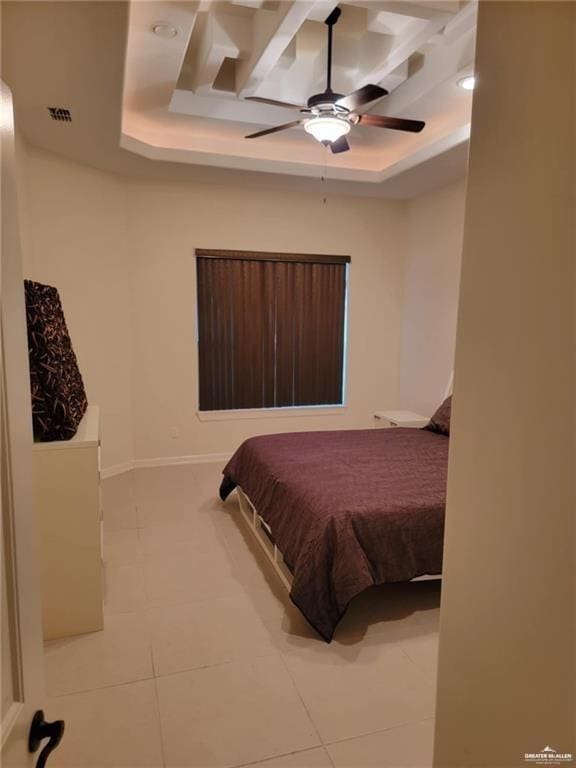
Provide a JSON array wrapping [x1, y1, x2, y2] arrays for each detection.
[[2, 1, 475, 195], [122, 0, 477, 183]]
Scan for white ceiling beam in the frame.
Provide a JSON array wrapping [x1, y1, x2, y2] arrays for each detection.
[[438, 0, 477, 44], [236, 1, 322, 95], [359, 30, 396, 79], [366, 1, 461, 22], [123, 1, 200, 112], [373, 21, 474, 115], [276, 37, 297, 71], [358, 13, 452, 87], [245, 20, 326, 105], [380, 60, 410, 94], [170, 89, 299, 124], [229, 0, 266, 8], [190, 7, 251, 93]]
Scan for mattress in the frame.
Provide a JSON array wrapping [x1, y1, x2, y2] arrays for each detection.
[[220, 427, 448, 641]]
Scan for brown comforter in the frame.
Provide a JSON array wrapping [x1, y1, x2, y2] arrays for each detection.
[[220, 427, 448, 641]]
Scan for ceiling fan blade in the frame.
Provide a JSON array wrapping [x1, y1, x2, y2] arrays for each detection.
[[330, 135, 350, 154], [245, 120, 302, 139], [336, 84, 388, 112], [356, 113, 425, 133], [245, 96, 304, 109]]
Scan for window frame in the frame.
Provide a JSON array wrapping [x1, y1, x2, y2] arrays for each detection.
[[194, 249, 351, 418]]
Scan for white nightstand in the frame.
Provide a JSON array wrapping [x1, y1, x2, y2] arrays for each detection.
[[374, 410, 429, 429]]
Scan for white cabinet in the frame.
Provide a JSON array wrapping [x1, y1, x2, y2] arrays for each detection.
[[374, 410, 429, 428], [33, 405, 103, 640]]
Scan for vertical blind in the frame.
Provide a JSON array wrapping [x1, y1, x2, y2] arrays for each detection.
[[196, 249, 349, 411]]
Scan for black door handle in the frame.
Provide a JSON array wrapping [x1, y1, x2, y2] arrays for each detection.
[[28, 710, 65, 768]]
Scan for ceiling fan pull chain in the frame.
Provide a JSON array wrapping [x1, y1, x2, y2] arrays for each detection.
[[322, 145, 329, 205]]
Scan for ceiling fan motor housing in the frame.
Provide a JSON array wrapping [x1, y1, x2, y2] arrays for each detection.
[[307, 91, 346, 110]]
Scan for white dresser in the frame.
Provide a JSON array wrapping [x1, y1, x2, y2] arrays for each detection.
[[33, 405, 103, 640]]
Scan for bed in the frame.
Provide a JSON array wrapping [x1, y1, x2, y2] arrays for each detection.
[[219, 401, 451, 642]]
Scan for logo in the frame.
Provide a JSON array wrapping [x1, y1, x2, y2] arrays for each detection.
[[525, 746, 573, 765]]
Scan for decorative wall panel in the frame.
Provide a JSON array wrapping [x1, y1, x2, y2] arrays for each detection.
[[24, 280, 87, 442]]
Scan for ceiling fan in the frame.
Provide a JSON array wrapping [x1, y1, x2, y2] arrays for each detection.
[[244, 6, 425, 154]]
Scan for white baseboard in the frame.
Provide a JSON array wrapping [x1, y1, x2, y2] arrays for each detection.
[[134, 453, 231, 469], [100, 461, 135, 479], [100, 453, 231, 479]]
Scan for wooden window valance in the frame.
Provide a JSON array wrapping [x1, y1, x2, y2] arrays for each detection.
[[195, 249, 350, 266]]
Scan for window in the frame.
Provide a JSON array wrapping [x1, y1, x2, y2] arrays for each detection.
[[196, 249, 349, 411]]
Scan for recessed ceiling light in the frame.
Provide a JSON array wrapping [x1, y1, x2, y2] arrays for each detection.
[[152, 22, 178, 38], [457, 76, 476, 91]]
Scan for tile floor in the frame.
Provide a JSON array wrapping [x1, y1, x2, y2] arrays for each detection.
[[45, 463, 440, 768]]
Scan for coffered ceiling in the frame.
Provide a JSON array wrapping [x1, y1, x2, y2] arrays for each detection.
[[123, 0, 476, 182], [2, 1, 475, 196]]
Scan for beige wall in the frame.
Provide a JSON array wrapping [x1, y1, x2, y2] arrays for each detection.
[[126, 177, 406, 462], [21, 145, 134, 470], [21, 143, 467, 469], [434, 2, 575, 765], [400, 180, 465, 416], [20, 142, 465, 471]]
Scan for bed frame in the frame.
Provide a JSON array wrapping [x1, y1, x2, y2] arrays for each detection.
[[236, 487, 294, 590], [235, 484, 441, 595], [232, 374, 452, 596]]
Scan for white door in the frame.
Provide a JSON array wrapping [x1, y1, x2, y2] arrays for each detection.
[[0, 80, 63, 767]]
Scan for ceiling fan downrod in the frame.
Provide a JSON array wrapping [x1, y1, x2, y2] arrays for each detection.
[[324, 6, 341, 95]]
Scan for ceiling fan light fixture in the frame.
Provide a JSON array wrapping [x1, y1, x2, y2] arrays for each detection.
[[304, 116, 350, 144]]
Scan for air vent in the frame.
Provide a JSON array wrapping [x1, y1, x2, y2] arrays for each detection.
[[47, 107, 72, 122]]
